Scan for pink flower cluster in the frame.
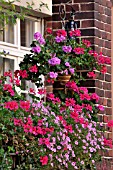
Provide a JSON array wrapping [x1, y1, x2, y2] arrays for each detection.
[[3, 84, 15, 96]]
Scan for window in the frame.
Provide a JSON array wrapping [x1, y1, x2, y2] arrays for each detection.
[[21, 18, 35, 47], [0, 18, 14, 44], [0, 57, 14, 76], [20, 18, 43, 48], [0, 17, 43, 48]]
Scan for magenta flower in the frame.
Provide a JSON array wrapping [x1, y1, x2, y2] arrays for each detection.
[[49, 72, 58, 79], [38, 37, 46, 45], [34, 32, 42, 40], [48, 57, 61, 66], [55, 35, 66, 43], [73, 47, 84, 54], [29, 65, 38, 73], [69, 68, 74, 74], [62, 45, 72, 53], [65, 62, 70, 67], [87, 71, 96, 79], [32, 46, 41, 53]]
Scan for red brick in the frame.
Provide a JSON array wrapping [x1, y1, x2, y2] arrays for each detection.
[[106, 1, 112, 8], [106, 16, 111, 24], [94, 3, 99, 11], [81, 20, 94, 28], [106, 49, 111, 57], [101, 31, 107, 39], [103, 82, 111, 90], [107, 99, 112, 107], [95, 80, 103, 88], [103, 115, 108, 122], [66, 4, 79, 12], [105, 107, 112, 115], [105, 24, 111, 32], [103, 98, 107, 105], [98, 5, 105, 14], [46, 22, 52, 28], [52, 5, 61, 13], [95, 29, 101, 38], [107, 33, 111, 41], [52, 14, 62, 21], [96, 72, 104, 81], [81, 29, 95, 36], [81, 3, 94, 11], [105, 41, 111, 49], [52, 22, 62, 29], [105, 74, 111, 82], [105, 8, 111, 16], [73, 12, 94, 20], [105, 91, 111, 98], [95, 89, 104, 97], [107, 66, 111, 74], [95, 20, 104, 30]]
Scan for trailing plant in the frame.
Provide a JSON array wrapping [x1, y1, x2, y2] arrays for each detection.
[[0, 70, 112, 170], [19, 28, 111, 88]]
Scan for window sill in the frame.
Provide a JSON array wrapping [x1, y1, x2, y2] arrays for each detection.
[[0, 42, 31, 58]]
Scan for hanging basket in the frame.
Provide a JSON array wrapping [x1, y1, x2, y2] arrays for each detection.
[[53, 75, 71, 94], [57, 75, 71, 85]]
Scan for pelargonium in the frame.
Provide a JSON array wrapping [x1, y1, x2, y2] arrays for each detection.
[[48, 57, 61, 66], [19, 28, 111, 88], [0, 72, 112, 170]]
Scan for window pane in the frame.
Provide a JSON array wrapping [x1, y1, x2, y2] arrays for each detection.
[[20, 18, 36, 47], [0, 57, 4, 76], [5, 23, 14, 44], [0, 56, 14, 76], [0, 19, 14, 44]]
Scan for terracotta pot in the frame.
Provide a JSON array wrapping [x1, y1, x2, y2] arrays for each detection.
[[55, 75, 71, 86], [53, 75, 71, 95]]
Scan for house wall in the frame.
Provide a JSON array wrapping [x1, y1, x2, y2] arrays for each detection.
[[45, 0, 113, 169]]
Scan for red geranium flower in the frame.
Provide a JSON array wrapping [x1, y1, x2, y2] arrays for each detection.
[[46, 28, 52, 34]]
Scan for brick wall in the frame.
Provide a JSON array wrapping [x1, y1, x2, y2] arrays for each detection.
[[45, 0, 113, 169]]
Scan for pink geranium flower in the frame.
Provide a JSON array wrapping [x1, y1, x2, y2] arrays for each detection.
[[40, 156, 48, 165], [5, 101, 18, 111], [29, 65, 38, 73], [87, 71, 96, 79], [73, 47, 84, 54]]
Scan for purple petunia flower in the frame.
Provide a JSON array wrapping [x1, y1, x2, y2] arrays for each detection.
[[69, 68, 74, 74], [65, 62, 70, 67], [55, 35, 66, 43], [62, 45, 72, 53], [63, 69, 68, 75], [32, 46, 41, 53], [48, 57, 61, 66], [38, 37, 46, 45], [34, 32, 42, 40], [49, 72, 58, 79]]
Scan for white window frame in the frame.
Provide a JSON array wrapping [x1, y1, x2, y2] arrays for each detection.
[[0, 15, 45, 99], [0, 16, 44, 57]]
